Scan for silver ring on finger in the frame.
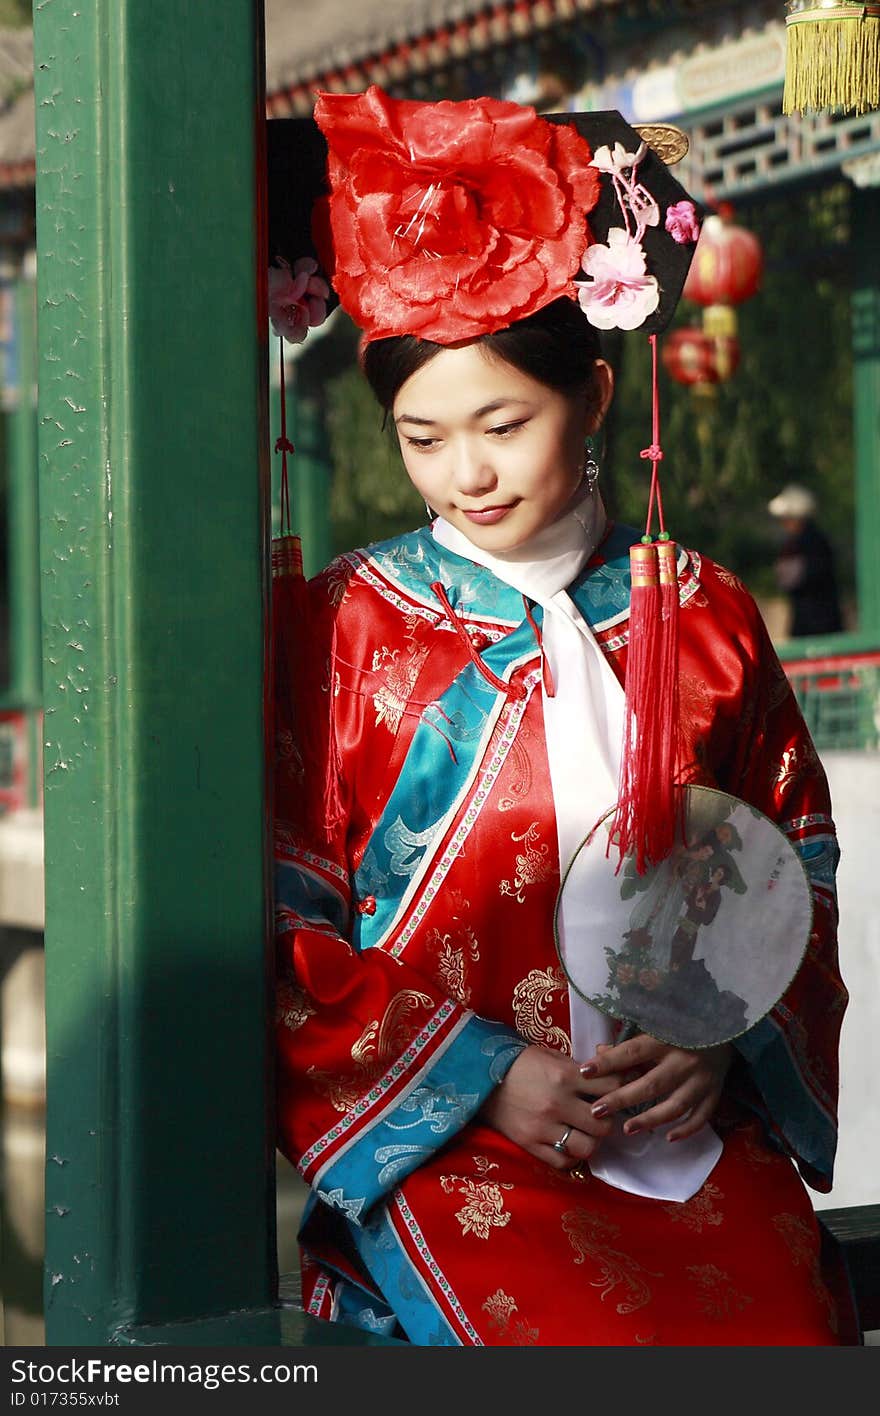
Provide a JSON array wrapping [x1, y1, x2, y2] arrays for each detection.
[[553, 1125, 573, 1155]]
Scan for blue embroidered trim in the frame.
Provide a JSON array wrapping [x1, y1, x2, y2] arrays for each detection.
[[311, 1016, 526, 1216]]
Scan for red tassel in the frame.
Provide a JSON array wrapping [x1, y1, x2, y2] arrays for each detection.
[[612, 538, 683, 875], [655, 537, 683, 851], [614, 542, 661, 875], [272, 533, 344, 841], [270, 334, 343, 842]]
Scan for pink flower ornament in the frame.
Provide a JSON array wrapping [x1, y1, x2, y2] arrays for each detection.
[[575, 228, 660, 331], [268, 256, 331, 343], [590, 141, 647, 176], [665, 200, 701, 245]]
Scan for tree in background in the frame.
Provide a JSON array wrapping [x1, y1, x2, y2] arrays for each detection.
[[606, 179, 854, 603], [0, 1, 30, 27]]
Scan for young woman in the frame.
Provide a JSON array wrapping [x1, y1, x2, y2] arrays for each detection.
[[273, 89, 851, 1345]]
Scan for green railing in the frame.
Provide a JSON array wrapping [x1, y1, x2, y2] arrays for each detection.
[[783, 649, 880, 752]]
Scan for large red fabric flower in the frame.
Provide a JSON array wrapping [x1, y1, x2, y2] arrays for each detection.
[[312, 87, 600, 344]]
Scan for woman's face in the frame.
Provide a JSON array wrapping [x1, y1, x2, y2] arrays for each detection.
[[392, 343, 613, 553]]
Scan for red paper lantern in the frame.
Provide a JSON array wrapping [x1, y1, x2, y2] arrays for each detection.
[[682, 203, 763, 337], [663, 327, 741, 399], [662, 326, 721, 387]]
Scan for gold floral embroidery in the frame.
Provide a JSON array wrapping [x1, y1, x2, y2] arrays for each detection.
[[562, 1208, 661, 1315], [512, 967, 570, 1054], [772, 738, 822, 794], [441, 1157, 513, 1240], [772, 1213, 839, 1333], [426, 922, 481, 1007], [499, 822, 553, 904], [371, 643, 428, 733], [305, 1064, 362, 1113], [686, 1263, 753, 1319], [482, 1289, 539, 1344], [351, 989, 435, 1068], [742, 1130, 776, 1168], [661, 1183, 724, 1232], [326, 560, 356, 607], [276, 976, 316, 1034], [714, 566, 746, 594], [307, 988, 434, 1112]]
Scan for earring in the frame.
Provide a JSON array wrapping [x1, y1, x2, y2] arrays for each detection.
[[583, 440, 600, 495], [425, 500, 435, 522]]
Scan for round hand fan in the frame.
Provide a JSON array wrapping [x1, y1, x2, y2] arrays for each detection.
[[554, 785, 813, 1050]]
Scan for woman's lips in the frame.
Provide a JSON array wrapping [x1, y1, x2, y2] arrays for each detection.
[[461, 503, 516, 525]]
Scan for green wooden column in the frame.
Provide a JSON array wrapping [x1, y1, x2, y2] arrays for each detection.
[[34, 1, 274, 1342], [4, 277, 41, 713], [852, 183, 880, 640]]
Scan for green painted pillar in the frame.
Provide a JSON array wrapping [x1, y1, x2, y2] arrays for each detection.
[[35, 1, 273, 1343], [852, 184, 880, 639], [5, 277, 41, 711]]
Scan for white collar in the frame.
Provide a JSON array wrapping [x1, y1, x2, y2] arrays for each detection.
[[431, 490, 606, 608]]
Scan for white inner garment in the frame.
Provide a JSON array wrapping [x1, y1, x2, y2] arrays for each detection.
[[432, 496, 721, 1201]]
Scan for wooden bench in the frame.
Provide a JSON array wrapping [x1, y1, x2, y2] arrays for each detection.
[[817, 1203, 880, 1338]]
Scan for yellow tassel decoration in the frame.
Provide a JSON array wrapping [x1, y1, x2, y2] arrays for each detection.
[[783, 3, 880, 115]]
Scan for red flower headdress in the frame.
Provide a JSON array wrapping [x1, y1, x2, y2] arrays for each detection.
[[312, 87, 601, 344]]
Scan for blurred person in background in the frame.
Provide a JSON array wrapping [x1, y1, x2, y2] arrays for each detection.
[[769, 483, 843, 638]]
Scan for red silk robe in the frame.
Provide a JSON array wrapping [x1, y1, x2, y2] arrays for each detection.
[[274, 522, 852, 1346]]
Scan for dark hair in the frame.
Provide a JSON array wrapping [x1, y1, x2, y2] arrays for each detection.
[[362, 297, 602, 413]]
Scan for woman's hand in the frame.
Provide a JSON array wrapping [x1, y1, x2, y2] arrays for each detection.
[[580, 1035, 733, 1142], [479, 1044, 625, 1171]]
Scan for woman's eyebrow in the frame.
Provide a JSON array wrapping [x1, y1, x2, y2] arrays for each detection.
[[395, 398, 533, 427]]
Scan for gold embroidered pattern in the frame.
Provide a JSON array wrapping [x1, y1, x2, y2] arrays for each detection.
[[772, 737, 822, 795], [661, 1183, 724, 1232], [499, 822, 553, 903], [352, 989, 435, 1068], [742, 1129, 776, 1169], [441, 1157, 513, 1240], [276, 723, 305, 786], [512, 966, 570, 1054], [426, 916, 481, 1008], [686, 1263, 753, 1320], [772, 1213, 838, 1333], [307, 988, 434, 1112], [563, 1208, 661, 1315], [326, 559, 357, 607], [496, 732, 535, 813], [714, 565, 747, 595], [371, 643, 428, 734], [305, 1064, 362, 1113], [482, 1289, 539, 1345], [276, 976, 316, 1034], [765, 656, 794, 714]]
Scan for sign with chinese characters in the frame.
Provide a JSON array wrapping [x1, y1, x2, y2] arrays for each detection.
[[570, 24, 787, 124]]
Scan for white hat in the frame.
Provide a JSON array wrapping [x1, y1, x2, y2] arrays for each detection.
[[768, 483, 816, 519]]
